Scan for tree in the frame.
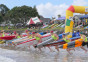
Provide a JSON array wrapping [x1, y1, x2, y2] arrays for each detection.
[[0, 15, 3, 23], [0, 4, 9, 16], [32, 6, 40, 17], [0, 4, 10, 23], [7, 5, 40, 25], [58, 14, 61, 18]]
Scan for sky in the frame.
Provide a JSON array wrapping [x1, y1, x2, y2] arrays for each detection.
[[0, 0, 88, 18]]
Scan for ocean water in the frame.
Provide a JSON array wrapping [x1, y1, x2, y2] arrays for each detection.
[[0, 46, 88, 62], [0, 55, 16, 62]]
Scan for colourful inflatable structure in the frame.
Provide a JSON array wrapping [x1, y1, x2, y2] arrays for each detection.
[[65, 5, 88, 38]]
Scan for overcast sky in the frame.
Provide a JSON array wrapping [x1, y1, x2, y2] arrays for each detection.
[[0, 0, 88, 18]]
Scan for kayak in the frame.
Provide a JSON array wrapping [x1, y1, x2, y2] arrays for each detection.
[[11, 31, 50, 43], [59, 38, 85, 49], [13, 34, 51, 46], [13, 35, 51, 47], [11, 36, 28, 43], [11, 33, 51, 44], [35, 38, 54, 48], [0, 36, 15, 40], [43, 36, 80, 47], [35, 32, 70, 48]]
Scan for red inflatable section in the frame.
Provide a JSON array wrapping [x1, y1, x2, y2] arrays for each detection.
[[67, 5, 75, 12], [0, 36, 16, 40]]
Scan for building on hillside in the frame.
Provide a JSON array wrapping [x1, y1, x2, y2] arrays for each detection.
[[74, 15, 83, 22], [73, 15, 83, 27], [39, 16, 51, 25], [56, 17, 65, 24]]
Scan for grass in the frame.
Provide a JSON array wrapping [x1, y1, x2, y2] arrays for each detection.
[[0, 26, 27, 31], [0, 25, 87, 32], [30, 26, 63, 32]]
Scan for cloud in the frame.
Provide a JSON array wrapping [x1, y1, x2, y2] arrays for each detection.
[[36, 3, 68, 18], [73, 0, 87, 6], [72, 0, 88, 15], [36, 0, 87, 18]]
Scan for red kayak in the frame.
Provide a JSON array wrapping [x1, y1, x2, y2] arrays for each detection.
[[0, 36, 16, 40]]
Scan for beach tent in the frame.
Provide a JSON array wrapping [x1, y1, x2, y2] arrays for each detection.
[[27, 17, 42, 25]]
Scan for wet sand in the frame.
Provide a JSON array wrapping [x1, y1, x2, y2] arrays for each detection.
[[0, 45, 88, 62]]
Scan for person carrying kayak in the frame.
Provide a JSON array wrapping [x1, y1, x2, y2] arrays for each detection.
[[16, 33, 21, 39], [7, 31, 17, 46], [21, 31, 32, 40], [26, 30, 32, 39], [62, 34, 75, 54], [21, 30, 28, 37], [0, 30, 6, 44], [11, 31, 32, 46], [32, 32, 42, 51], [80, 32, 88, 53], [27, 31, 32, 48], [50, 31, 59, 52], [13, 31, 17, 36], [1, 30, 5, 37]]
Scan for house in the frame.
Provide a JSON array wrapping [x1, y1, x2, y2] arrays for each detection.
[[39, 16, 51, 25]]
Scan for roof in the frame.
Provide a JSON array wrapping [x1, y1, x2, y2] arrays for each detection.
[[40, 16, 51, 23]]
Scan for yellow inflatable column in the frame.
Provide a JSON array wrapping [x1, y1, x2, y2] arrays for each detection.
[[65, 5, 74, 38]]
